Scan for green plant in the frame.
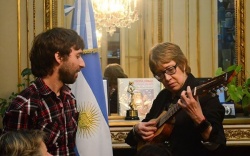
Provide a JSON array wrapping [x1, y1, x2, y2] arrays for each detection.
[[0, 68, 33, 117], [215, 65, 250, 115]]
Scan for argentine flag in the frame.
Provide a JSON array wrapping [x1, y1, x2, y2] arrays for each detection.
[[65, 0, 113, 155]]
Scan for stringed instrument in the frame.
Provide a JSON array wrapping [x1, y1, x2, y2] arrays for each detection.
[[137, 70, 236, 150]]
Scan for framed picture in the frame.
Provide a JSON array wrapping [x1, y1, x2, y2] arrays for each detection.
[[117, 78, 161, 119], [222, 102, 236, 118]]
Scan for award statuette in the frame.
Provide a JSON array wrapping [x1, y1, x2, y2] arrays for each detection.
[[125, 81, 140, 120]]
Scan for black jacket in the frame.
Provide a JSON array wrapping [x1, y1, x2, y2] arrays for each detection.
[[125, 73, 226, 156]]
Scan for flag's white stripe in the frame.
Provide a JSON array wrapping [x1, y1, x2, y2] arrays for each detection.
[[76, 0, 82, 34], [73, 73, 112, 155], [64, 5, 75, 15], [85, 0, 93, 49]]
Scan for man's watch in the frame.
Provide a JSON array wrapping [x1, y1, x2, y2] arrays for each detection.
[[196, 119, 211, 133]]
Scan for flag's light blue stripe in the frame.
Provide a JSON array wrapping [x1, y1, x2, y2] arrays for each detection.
[[74, 147, 80, 156]]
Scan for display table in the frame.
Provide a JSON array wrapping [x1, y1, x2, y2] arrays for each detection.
[[223, 117, 250, 146], [109, 116, 137, 149], [109, 116, 250, 148]]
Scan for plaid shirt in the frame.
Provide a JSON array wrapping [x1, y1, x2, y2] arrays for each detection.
[[3, 78, 79, 156]]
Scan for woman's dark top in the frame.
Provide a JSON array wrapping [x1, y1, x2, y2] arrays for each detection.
[[125, 73, 226, 156]]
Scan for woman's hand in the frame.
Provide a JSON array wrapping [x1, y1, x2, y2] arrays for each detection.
[[134, 121, 157, 141], [177, 86, 205, 124], [177, 86, 212, 140]]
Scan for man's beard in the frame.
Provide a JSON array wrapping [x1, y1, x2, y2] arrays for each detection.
[[59, 65, 78, 84]]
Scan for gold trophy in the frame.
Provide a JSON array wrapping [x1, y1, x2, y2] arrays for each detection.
[[125, 81, 140, 120]]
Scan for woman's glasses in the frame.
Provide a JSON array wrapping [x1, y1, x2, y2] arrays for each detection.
[[154, 63, 178, 81]]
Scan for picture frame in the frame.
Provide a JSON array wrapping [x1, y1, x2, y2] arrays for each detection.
[[222, 102, 236, 118], [117, 78, 161, 119]]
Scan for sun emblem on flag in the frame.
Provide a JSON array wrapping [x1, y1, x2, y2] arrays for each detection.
[[77, 102, 100, 138]]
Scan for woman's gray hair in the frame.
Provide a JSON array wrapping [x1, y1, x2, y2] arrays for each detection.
[[149, 42, 191, 75]]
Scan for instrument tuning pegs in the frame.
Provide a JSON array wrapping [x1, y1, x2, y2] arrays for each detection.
[[224, 87, 228, 91], [211, 92, 217, 97]]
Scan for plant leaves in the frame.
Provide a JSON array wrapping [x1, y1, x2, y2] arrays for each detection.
[[215, 67, 224, 76], [242, 96, 250, 109], [21, 68, 32, 77]]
